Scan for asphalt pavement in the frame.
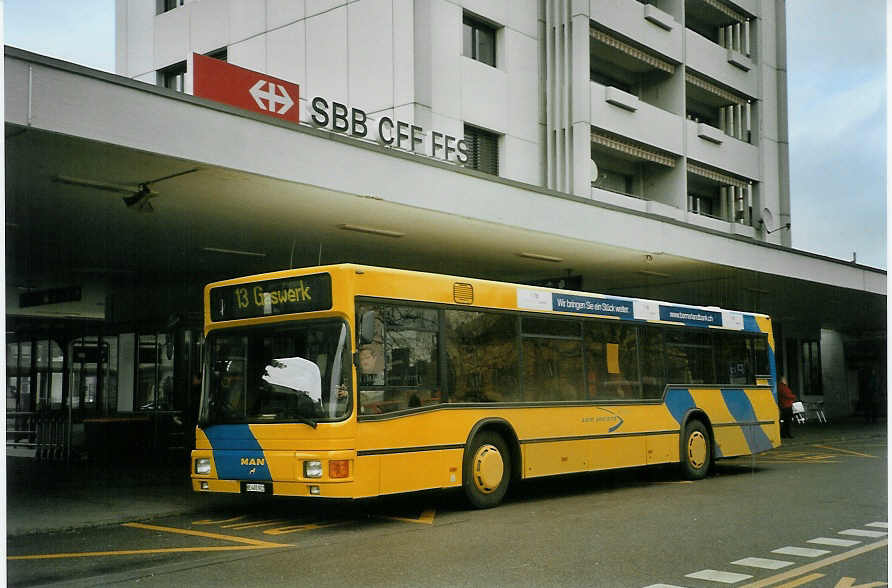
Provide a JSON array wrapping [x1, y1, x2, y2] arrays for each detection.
[[5, 417, 886, 537]]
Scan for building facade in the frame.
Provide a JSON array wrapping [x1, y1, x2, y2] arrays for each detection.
[[4, 0, 884, 460], [118, 0, 791, 244]]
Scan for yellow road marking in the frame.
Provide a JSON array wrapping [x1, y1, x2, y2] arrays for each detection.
[[223, 520, 288, 530], [263, 521, 350, 535], [123, 522, 288, 547], [834, 577, 887, 587], [8, 545, 282, 561], [192, 515, 246, 526], [813, 444, 878, 458], [8, 521, 292, 561], [377, 509, 437, 525], [739, 539, 888, 588], [774, 573, 825, 587]]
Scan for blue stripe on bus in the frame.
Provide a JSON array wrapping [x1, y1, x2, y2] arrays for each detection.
[[743, 314, 760, 332], [665, 388, 696, 425], [720, 389, 773, 454], [204, 424, 272, 481]]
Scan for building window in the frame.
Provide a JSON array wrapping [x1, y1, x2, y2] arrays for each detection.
[[801, 340, 823, 396], [464, 125, 499, 175], [158, 61, 186, 93], [159, 0, 184, 14], [463, 14, 496, 67]]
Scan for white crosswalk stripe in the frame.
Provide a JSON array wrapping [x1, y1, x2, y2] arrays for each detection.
[[649, 521, 887, 588], [771, 546, 830, 557], [839, 528, 887, 538], [808, 537, 861, 547], [731, 556, 793, 570], [685, 569, 753, 583]]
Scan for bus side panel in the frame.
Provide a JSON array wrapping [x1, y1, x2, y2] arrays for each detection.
[[353, 455, 381, 498], [378, 449, 464, 495], [667, 387, 779, 459], [523, 439, 594, 477], [746, 388, 781, 450], [591, 437, 646, 471], [645, 433, 678, 464], [686, 388, 749, 458]]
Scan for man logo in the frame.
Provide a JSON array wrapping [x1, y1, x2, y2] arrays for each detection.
[[240, 457, 265, 466], [249, 467, 256, 475]]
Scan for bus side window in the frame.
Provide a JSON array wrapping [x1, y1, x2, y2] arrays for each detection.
[[584, 322, 640, 399], [356, 303, 439, 413], [521, 317, 583, 402], [445, 310, 518, 403]]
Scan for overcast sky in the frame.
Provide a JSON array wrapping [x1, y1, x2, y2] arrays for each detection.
[[4, 0, 887, 269]]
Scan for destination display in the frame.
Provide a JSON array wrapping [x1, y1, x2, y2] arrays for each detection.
[[210, 273, 332, 321]]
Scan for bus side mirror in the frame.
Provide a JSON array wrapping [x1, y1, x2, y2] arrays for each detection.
[[359, 311, 377, 345]]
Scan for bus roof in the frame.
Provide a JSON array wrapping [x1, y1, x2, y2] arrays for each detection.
[[206, 264, 772, 334]]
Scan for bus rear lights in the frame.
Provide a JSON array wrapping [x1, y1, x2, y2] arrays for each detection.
[[195, 458, 211, 475], [304, 460, 323, 478], [309, 485, 321, 495], [329, 460, 349, 479]]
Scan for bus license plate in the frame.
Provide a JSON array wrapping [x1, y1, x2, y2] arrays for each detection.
[[245, 483, 267, 493]]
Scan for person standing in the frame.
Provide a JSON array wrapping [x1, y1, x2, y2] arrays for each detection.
[[778, 376, 796, 439]]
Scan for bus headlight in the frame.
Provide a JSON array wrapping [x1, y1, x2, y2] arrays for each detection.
[[195, 458, 211, 475], [304, 460, 323, 478]]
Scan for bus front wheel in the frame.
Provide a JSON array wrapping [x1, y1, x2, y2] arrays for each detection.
[[680, 420, 712, 480], [462, 431, 510, 508]]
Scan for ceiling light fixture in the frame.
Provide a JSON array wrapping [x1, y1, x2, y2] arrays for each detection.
[[202, 247, 267, 258], [519, 252, 564, 263], [338, 224, 405, 238]]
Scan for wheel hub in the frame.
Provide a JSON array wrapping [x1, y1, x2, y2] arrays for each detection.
[[472, 444, 504, 494], [687, 431, 707, 469]]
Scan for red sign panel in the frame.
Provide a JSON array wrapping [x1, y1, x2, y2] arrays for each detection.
[[193, 53, 300, 123]]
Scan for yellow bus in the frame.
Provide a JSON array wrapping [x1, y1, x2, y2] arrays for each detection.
[[192, 264, 779, 507]]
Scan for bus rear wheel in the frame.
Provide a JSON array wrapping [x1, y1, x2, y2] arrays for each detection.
[[680, 420, 712, 480], [463, 431, 510, 509]]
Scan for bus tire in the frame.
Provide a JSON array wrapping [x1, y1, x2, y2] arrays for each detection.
[[680, 419, 711, 480], [462, 431, 510, 509]]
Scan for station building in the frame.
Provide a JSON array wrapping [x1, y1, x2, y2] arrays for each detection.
[[5, 0, 885, 460]]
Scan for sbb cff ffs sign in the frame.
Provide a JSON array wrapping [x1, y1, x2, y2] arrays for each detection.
[[193, 53, 299, 123]]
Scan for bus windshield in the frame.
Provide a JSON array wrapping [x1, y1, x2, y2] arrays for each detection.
[[200, 320, 352, 426]]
